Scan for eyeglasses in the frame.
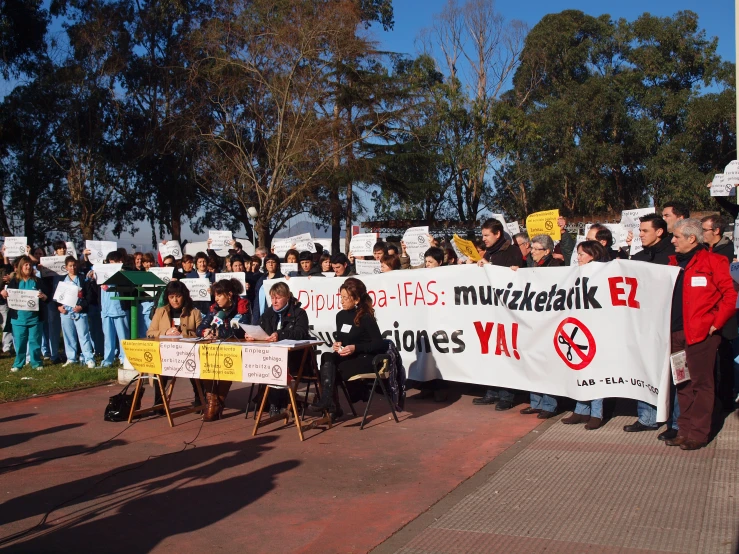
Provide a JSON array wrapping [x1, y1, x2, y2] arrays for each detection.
[[701, 227, 714, 233], [530, 246, 546, 251]]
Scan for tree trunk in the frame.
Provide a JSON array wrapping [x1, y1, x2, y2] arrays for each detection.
[[330, 186, 341, 254], [344, 179, 353, 255], [256, 220, 270, 249], [171, 206, 182, 242]]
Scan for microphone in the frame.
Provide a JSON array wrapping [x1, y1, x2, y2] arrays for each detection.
[[210, 310, 226, 336], [230, 319, 241, 330]]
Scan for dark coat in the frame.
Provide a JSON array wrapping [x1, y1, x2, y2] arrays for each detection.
[[484, 237, 524, 268], [630, 235, 674, 265], [709, 236, 734, 265], [258, 297, 310, 340], [538, 254, 564, 267]]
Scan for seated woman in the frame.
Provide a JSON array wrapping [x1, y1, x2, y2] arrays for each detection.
[[245, 281, 310, 416], [196, 278, 248, 421], [147, 280, 203, 408], [309, 277, 386, 421]]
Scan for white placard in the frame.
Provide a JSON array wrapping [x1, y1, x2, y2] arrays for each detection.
[[65, 242, 78, 259], [4, 237, 27, 258], [209, 230, 233, 251], [724, 160, 739, 185], [355, 259, 382, 275], [272, 238, 291, 258], [620, 208, 655, 256], [585, 224, 626, 250], [570, 235, 586, 266], [402, 226, 430, 266], [39, 256, 68, 278], [491, 214, 508, 228], [281, 263, 298, 275], [184, 241, 209, 256], [180, 278, 211, 300], [730, 262, 739, 284], [349, 233, 378, 257], [711, 174, 734, 196], [86, 240, 117, 265], [148, 267, 174, 284], [291, 233, 316, 253], [215, 272, 247, 290], [92, 263, 123, 285], [53, 281, 81, 307], [7, 289, 40, 311], [241, 344, 288, 386], [506, 221, 521, 236], [159, 241, 183, 260], [160, 341, 201, 378], [314, 238, 332, 253]]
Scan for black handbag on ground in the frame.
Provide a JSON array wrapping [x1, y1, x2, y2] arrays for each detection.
[[104, 377, 144, 422]]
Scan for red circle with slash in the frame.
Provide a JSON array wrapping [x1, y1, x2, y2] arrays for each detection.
[[553, 317, 596, 370]]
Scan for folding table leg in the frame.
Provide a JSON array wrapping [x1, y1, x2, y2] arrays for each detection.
[[287, 385, 305, 442], [252, 385, 271, 436], [127, 377, 143, 423], [158, 375, 174, 427]]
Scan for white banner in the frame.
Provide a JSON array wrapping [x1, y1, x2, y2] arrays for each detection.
[[4, 237, 27, 258], [241, 344, 288, 386], [86, 241, 117, 265], [349, 233, 378, 257], [149, 267, 174, 284], [159, 241, 183, 260], [402, 226, 430, 266], [39, 256, 68, 278], [160, 340, 201, 378], [7, 289, 40, 311], [180, 278, 210, 300], [270, 261, 679, 420], [92, 263, 122, 285], [355, 259, 382, 275], [53, 281, 80, 307]]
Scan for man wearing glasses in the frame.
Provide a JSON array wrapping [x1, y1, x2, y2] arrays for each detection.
[[700, 215, 734, 264]]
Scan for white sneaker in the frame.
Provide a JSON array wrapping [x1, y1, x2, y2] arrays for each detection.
[[62, 360, 76, 367], [10, 367, 19, 373], [86, 361, 95, 369]]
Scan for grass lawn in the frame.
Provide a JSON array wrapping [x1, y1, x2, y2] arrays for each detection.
[[0, 355, 118, 402]]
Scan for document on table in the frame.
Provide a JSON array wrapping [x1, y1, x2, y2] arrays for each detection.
[[238, 324, 270, 340]]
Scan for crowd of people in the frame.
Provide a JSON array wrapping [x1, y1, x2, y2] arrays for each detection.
[[1, 199, 737, 449]]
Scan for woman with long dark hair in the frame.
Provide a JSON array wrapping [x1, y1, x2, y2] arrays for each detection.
[[309, 277, 385, 420]]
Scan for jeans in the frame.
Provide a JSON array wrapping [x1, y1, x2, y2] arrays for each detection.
[[87, 304, 104, 357], [0, 304, 14, 352], [102, 315, 130, 366], [574, 399, 603, 419], [530, 392, 557, 412], [12, 322, 42, 369], [496, 388, 514, 403], [60, 312, 95, 364], [666, 387, 680, 431], [138, 302, 154, 338], [636, 400, 657, 427]]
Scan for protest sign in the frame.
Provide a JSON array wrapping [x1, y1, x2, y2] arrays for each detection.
[[215, 272, 247, 289], [292, 233, 316, 253], [280, 263, 298, 275], [272, 239, 292, 258], [730, 261, 739, 284], [7, 289, 40, 311], [452, 234, 480, 262], [39, 256, 68, 278], [122, 340, 162, 373], [66, 242, 77, 259], [92, 263, 123, 285], [159, 241, 182, 260], [180, 278, 210, 300], [355, 259, 382, 275], [184, 241, 209, 256], [349, 233, 378, 257], [242, 344, 288, 386], [620, 208, 655, 256], [209, 230, 233, 251], [314, 238, 332, 253], [710, 174, 734, 196], [585, 223, 626, 250], [199, 343, 243, 381], [402, 226, 430, 266], [724, 160, 739, 185], [506, 221, 521, 236], [526, 210, 561, 241], [160, 341, 201, 378], [53, 281, 80, 307], [86, 241, 117, 265], [570, 235, 586, 266], [491, 214, 507, 228], [4, 237, 27, 258], [148, 267, 174, 284], [274, 261, 679, 421]]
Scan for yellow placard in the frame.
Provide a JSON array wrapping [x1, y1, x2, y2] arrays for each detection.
[[199, 343, 243, 382], [525, 209, 561, 240], [122, 340, 162, 374], [452, 234, 481, 262]]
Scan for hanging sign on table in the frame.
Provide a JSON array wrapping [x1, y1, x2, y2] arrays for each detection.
[[122, 340, 162, 374], [242, 344, 288, 386], [199, 343, 243, 381], [160, 340, 201, 378]]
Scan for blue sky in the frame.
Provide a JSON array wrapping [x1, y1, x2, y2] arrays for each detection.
[[372, 0, 735, 63]]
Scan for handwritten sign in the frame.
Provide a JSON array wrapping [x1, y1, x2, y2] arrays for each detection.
[[711, 174, 734, 196], [159, 240, 182, 260], [349, 233, 379, 257], [53, 281, 80, 307], [402, 226, 430, 266], [242, 345, 288, 386], [86, 240, 117, 265], [39, 256, 68, 278], [526, 210, 561, 241], [199, 343, 243, 381], [355, 259, 382, 275], [506, 221, 521, 236], [280, 263, 298, 275], [180, 278, 210, 300], [92, 263, 123, 285], [209, 230, 233, 251], [291, 233, 316, 253], [452, 234, 481, 262], [122, 340, 162, 374], [4, 237, 27, 258], [148, 267, 174, 284], [7, 289, 40, 311], [215, 272, 247, 290], [724, 160, 739, 185], [160, 341, 201, 378], [620, 208, 655, 256]]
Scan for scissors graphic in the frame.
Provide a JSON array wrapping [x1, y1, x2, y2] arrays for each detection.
[[558, 327, 589, 362]]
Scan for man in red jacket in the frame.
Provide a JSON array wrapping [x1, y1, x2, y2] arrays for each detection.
[[666, 219, 737, 450]]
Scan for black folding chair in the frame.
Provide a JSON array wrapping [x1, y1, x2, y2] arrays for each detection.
[[346, 353, 399, 430]]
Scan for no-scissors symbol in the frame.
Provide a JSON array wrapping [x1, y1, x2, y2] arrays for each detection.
[[185, 359, 196, 372], [272, 365, 282, 379], [545, 220, 554, 230], [144, 352, 153, 363], [223, 356, 233, 369], [553, 317, 596, 370]]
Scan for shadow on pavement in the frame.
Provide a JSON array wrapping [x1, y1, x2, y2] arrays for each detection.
[[0, 423, 85, 449]]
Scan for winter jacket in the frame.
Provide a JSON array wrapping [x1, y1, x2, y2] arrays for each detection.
[[484, 236, 524, 268], [708, 236, 734, 264], [147, 304, 202, 338], [630, 235, 674, 265], [196, 300, 248, 340], [258, 297, 310, 340], [668, 248, 737, 345]]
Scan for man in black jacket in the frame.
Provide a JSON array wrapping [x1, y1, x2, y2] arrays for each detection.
[[473, 219, 524, 410]]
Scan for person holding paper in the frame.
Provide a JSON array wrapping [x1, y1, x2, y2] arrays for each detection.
[[93, 251, 131, 368], [147, 280, 203, 409], [185, 252, 215, 315], [196, 278, 248, 421], [0, 256, 48, 371], [380, 254, 400, 272], [330, 253, 355, 277], [249, 254, 283, 324], [309, 278, 386, 421], [57, 257, 96, 368], [287, 251, 323, 277], [665, 219, 737, 450], [319, 253, 332, 273], [246, 282, 310, 417], [0, 248, 14, 356]]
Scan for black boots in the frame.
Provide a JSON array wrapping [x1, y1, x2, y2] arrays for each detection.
[[309, 359, 337, 412]]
